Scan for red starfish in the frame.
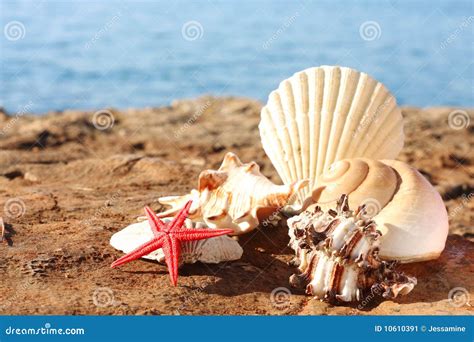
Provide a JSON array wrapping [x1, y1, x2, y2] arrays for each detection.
[[111, 200, 233, 286]]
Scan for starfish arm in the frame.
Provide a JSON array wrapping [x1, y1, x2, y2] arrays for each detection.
[[161, 236, 180, 286], [168, 200, 193, 232], [111, 234, 165, 268], [174, 228, 234, 241], [144, 206, 166, 236]]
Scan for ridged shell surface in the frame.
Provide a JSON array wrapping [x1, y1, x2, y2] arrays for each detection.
[[288, 195, 416, 303], [156, 152, 308, 234], [259, 66, 404, 204], [304, 158, 449, 263], [110, 218, 243, 265]]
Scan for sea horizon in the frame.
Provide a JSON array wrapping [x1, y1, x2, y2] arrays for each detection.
[[1, 0, 473, 114]]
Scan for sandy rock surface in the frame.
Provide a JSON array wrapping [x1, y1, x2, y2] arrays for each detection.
[[0, 97, 472, 315]]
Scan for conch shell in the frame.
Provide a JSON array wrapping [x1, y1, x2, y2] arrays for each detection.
[[259, 65, 404, 204], [288, 195, 417, 303], [157, 152, 308, 234], [303, 158, 449, 263], [110, 218, 243, 265]]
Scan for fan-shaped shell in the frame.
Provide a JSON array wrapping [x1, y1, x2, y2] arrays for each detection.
[[259, 66, 404, 204], [288, 195, 416, 303], [156, 152, 308, 234], [303, 158, 449, 263], [110, 218, 243, 265]]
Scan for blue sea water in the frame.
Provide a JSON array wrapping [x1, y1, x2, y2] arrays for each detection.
[[0, 0, 473, 114]]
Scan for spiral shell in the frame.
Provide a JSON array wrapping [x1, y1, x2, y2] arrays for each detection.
[[156, 152, 308, 234], [288, 195, 417, 303], [259, 65, 404, 204], [303, 158, 449, 263], [110, 218, 243, 265]]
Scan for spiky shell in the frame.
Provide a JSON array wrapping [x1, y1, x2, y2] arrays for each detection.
[[109, 218, 243, 265], [156, 152, 308, 234], [303, 158, 449, 263], [259, 66, 404, 204], [288, 195, 416, 303]]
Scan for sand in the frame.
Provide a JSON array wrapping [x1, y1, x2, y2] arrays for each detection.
[[0, 96, 472, 315]]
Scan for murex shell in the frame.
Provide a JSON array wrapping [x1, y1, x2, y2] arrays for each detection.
[[288, 195, 417, 303], [156, 152, 308, 234], [110, 218, 243, 265], [304, 158, 449, 263], [259, 65, 404, 204]]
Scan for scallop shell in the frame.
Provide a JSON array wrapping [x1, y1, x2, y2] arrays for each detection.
[[110, 218, 243, 265], [259, 66, 404, 204], [303, 158, 449, 263], [156, 152, 308, 234], [288, 195, 417, 303]]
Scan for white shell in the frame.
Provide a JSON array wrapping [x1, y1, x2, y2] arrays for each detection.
[[259, 66, 404, 204], [110, 218, 243, 265], [304, 158, 449, 263], [156, 152, 308, 234], [288, 195, 417, 303]]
